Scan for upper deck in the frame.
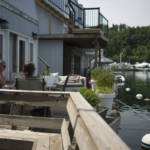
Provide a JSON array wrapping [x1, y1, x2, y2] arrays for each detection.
[[36, 0, 108, 37]]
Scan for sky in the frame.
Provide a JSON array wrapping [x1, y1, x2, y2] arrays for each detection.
[[78, 0, 150, 27]]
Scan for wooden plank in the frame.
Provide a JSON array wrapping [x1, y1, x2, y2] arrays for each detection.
[[61, 119, 71, 150], [68, 93, 131, 150], [67, 98, 97, 150], [0, 114, 63, 130], [0, 94, 66, 101], [0, 89, 70, 95], [0, 94, 67, 107], [49, 134, 63, 150]]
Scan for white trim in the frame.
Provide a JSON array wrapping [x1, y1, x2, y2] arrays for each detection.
[[0, 29, 33, 40], [29, 40, 34, 62], [0, 29, 38, 79], [17, 36, 27, 73], [0, 30, 4, 59]]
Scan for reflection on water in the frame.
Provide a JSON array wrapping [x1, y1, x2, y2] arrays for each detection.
[[117, 71, 150, 150]]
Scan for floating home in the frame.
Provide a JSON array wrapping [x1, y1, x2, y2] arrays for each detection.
[[0, 0, 108, 80]]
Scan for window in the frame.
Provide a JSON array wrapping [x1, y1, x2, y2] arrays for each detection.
[[30, 43, 33, 62], [12, 34, 17, 72], [19, 40, 25, 72], [0, 34, 2, 59]]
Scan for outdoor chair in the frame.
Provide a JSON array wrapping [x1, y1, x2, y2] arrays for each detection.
[[15, 78, 45, 90], [55, 74, 84, 91], [54, 75, 70, 91], [11, 78, 50, 117]]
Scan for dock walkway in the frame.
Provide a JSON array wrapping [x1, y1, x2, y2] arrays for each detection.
[[0, 89, 131, 150]]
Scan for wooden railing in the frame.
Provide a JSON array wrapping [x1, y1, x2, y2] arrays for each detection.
[[0, 89, 131, 150]]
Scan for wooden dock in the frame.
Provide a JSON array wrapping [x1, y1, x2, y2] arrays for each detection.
[[0, 89, 131, 150]]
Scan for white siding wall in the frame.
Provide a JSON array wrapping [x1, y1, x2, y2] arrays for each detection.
[[51, 16, 64, 34], [36, 5, 50, 34], [0, 1, 38, 37], [38, 40, 63, 75], [5, 0, 38, 20], [36, 4, 64, 34]]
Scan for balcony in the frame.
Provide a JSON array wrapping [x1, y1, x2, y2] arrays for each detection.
[[83, 8, 108, 36], [43, 0, 108, 36]]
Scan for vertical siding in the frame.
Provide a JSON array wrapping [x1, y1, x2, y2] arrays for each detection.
[[51, 16, 64, 34], [36, 4, 65, 34], [38, 40, 63, 75], [36, 5, 50, 34]]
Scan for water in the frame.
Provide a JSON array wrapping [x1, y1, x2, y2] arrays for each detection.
[[117, 71, 150, 150]]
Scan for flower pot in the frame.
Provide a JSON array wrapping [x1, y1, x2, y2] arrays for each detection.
[[90, 80, 96, 91], [99, 93, 115, 114]]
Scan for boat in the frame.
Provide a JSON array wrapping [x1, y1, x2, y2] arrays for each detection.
[[114, 72, 126, 82], [131, 62, 150, 71]]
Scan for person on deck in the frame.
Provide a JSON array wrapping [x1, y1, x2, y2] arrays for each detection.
[[23, 61, 35, 78], [0, 60, 6, 88]]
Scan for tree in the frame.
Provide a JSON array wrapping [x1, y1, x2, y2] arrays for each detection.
[[105, 24, 150, 64]]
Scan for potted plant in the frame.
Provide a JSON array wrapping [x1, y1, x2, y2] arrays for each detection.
[[91, 67, 115, 114], [79, 88, 108, 118]]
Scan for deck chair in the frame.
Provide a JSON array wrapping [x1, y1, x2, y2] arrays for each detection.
[[15, 78, 45, 90], [12, 78, 50, 117], [54, 75, 70, 91]]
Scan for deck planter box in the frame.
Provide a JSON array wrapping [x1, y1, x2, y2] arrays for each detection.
[[99, 93, 115, 114]]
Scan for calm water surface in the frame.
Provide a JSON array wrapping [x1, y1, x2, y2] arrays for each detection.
[[117, 71, 150, 150]]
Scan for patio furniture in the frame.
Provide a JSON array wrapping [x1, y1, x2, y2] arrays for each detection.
[[12, 78, 50, 117], [16, 78, 45, 90]]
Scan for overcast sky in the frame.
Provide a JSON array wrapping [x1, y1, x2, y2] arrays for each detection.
[[78, 0, 150, 27]]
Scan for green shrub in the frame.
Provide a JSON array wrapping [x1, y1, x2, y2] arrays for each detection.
[[91, 67, 101, 80], [91, 68, 115, 88], [79, 88, 100, 107], [96, 86, 114, 94]]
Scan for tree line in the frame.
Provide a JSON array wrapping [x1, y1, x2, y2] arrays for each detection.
[[105, 24, 150, 64]]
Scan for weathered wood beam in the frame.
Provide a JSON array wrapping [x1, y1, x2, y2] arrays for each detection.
[[61, 119, 71, 150], [0, 94, 67, 107], [0, 89, 70, 95], [0, 114, 63, 130], [67, 98, 97, 150], [94, 39, 100, 68], [67, 92, 131, 150]]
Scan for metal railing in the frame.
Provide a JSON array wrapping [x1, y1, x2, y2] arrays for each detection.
[[38, 56, 50, 73], [99, 12, 109, 36], [45, 0, 108, 35], [46, 0, 83, 26], [83, 7, 108, 36]]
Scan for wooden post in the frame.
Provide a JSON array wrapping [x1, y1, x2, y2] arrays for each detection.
[[98, 48, 102, 67], [94, 40, 100, 68]]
